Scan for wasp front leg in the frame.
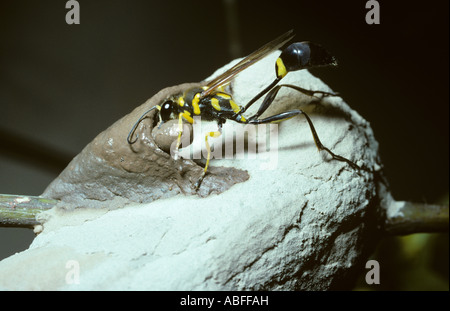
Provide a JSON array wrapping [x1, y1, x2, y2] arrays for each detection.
[[172, 111, 194, 160], [172, 113, 184, 160], [194, 123, 223, 190]]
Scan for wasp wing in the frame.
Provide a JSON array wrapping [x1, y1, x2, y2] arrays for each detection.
[[201, 30, 295, 97]]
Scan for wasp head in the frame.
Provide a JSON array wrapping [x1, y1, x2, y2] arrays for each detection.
[[159, 99, 177, 123]]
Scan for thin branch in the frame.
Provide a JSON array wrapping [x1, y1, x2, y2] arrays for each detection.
[[2, 193, 448, 236], [384, 200, 449, 235], [0, 194, 59, 228]]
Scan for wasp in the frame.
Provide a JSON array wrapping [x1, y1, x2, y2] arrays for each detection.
[[127, 30, 360, 189]]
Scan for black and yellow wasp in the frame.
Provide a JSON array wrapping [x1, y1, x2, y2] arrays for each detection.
[[128, 30, 359, 189]]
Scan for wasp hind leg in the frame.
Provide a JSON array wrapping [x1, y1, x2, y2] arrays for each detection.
[[194, 124, 223, 190], [247, 84, 337, 122], [246, 85, 360, 170]]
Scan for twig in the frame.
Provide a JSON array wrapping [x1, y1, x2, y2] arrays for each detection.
[[1, 193, 448, 235], [0, 194, 59, 228], [384, 200, 449, 235]]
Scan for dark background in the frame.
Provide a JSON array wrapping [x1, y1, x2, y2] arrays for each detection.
[[0, 0, 448, 289]]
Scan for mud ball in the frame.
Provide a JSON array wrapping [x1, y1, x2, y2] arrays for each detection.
[[152, 119, 194, 153]]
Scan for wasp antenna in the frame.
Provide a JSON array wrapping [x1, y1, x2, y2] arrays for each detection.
[[127, 106, 158, 144]]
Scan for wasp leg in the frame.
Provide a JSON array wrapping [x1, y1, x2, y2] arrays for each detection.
[[247, 109, 360, 170], [173, 111, 195, 160], [194, 124, 223, 190], [239, 40, 337, 116], [239, 77, 282, 115], [248, 84, 337, 122], [176, 112, 184, 149]]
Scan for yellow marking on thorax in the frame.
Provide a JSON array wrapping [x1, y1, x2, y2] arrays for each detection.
[[211, 98, 221, 111], [192, 93, 201, 115], [177, 97, 185, 106], [229, 99, 241, 114], [276, 57, 287, 78], [216, 92, 231, 100], [182, 110, 194, 124], [219, 82, 231, 92]]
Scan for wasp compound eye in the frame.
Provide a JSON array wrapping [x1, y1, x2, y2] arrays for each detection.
[[279, 42, 337, 72], [160, 100, 175, 122]]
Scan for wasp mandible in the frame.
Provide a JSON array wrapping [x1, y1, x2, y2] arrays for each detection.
[[128, 30, 360, 189]]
